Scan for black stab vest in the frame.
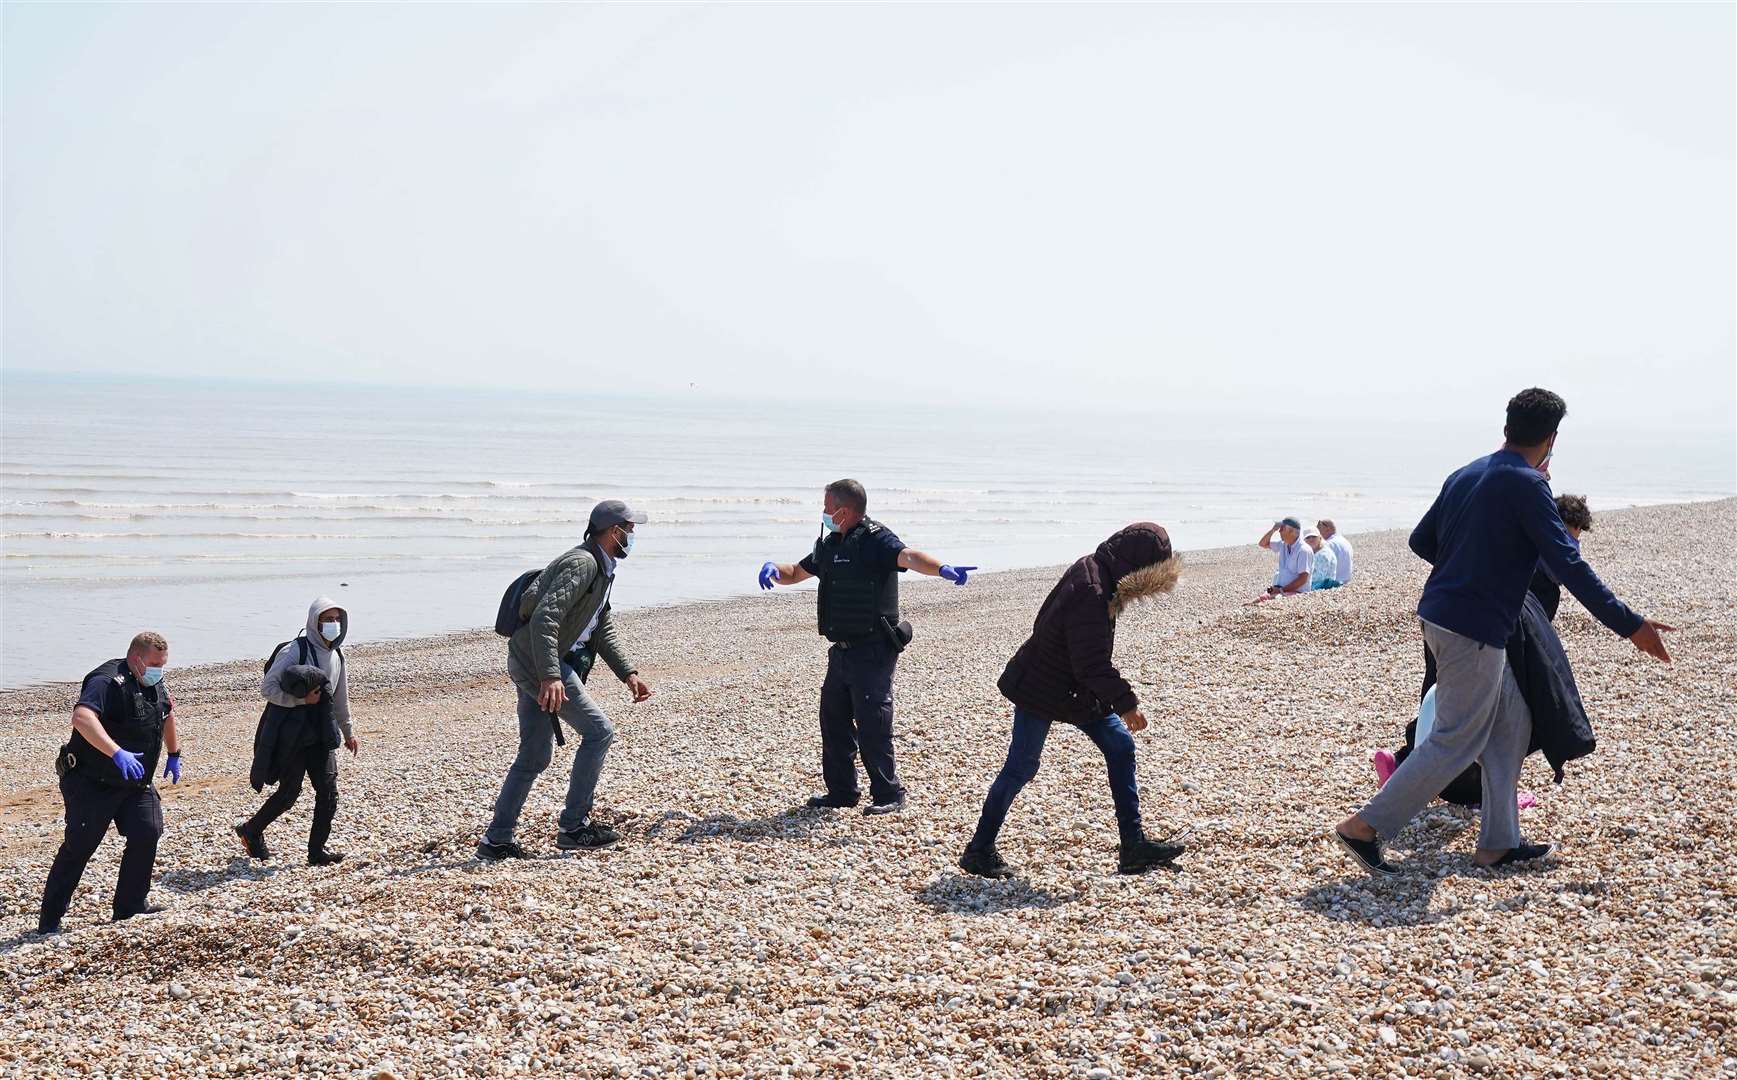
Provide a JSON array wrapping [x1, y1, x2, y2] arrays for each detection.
[[70, 660, 169, 787], [813, 520, 900, 643]]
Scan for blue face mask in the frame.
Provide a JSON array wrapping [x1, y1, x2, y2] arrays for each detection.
[[820, 513, 839, 536], [621, 530, 635, 557], [140, 666, 165, 687]]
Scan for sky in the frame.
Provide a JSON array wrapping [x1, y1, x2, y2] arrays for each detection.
[[3, 3, 1733, 425]]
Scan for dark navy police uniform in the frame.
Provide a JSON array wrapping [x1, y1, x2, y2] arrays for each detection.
[[39, 659, 170, 931], [800, 518, 908, 805]]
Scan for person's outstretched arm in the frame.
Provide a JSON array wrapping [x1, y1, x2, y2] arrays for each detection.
[[759, 559, 813, 589], [897, 548, 977, 583]]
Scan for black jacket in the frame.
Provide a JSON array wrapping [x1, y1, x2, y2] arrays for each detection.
[[998, 524, 1174, 726], [249, 661, 339, 792], [1511, 591, 1596, 781]]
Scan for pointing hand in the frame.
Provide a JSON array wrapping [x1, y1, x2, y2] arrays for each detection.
[[112, 748, 145, 782], [758, 561, 781, 590], [939, 565, 977, 586]]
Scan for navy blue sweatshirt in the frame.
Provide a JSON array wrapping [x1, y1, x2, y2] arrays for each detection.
[[1411, 450, 1642, 648]]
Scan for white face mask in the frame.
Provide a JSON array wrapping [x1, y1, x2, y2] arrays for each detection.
[[321, 621, 341, 642]]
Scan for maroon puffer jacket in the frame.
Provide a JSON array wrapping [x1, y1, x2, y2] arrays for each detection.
[[997, 523, 1173, 726]]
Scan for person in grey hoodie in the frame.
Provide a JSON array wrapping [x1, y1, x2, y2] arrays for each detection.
[[235, 596, 357, 865], [479, 500, 654, 860]]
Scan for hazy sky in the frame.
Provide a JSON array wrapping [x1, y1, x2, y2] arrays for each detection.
[[4, 3, 1733, 422]]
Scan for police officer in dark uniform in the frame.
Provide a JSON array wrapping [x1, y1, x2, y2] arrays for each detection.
[[758, 479, 975, 815], [38, 631, 182, 935]]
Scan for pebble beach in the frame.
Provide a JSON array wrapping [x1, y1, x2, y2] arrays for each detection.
[[1, 497, 1733, 1079]]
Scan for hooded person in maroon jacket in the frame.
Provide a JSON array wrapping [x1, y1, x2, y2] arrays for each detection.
[[961, 523, 1184, 878]]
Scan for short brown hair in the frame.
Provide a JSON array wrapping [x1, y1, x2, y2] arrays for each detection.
[[824, 479, 867, 514], [1316, 519, 1336, 533], [1555, 494, 1592, 532], [128, 631, 168, 656]]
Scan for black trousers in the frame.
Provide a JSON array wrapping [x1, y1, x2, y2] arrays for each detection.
[[818, 639, 904, 804], [40, 771, 164, 929], [243, 744, 339, 855]]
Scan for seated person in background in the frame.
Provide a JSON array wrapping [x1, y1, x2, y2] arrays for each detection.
[[1304, 528, 1341, 590], [1254, 517, 1311, 601], [1318, 519, 1354, 585]]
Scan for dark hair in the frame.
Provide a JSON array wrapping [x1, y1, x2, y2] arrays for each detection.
[[825, 479, 867, 514], [1505, 388, 1567, 447], [1555, 493, 1592, 532]]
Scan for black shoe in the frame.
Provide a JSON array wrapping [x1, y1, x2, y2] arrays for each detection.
[[805, 793, 860, 810], [959, 846, 1014, 879], [1333, 829, 1399, 876], [1488, 841, 1557, 868], [475, 840, 530, 861], [863, 795, 906, 817], [113, 904, 165, 922], [308, 849, 346, 866], [1118, 838, 1186, 875], [234, 824, 269, 860], [34, 922, 61, 937], [556, 823, 620, 850]]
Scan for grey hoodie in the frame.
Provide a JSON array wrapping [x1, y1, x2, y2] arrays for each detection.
[[261, 595, 352, 740]]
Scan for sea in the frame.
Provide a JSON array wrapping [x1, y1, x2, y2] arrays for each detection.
[[2, 374, 1731, 689]]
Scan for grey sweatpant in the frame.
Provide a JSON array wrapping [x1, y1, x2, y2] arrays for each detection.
[[1360, 621, 1531, 852]]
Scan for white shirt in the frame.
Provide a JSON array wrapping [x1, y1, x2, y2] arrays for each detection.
[[1270, 539, 1312, 589], [575, 546, 619, 647], [1310, 546, 1338, 586], [1327, 534, 1354, 583]]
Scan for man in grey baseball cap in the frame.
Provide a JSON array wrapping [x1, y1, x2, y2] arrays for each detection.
[[479, 499, 655, 859]]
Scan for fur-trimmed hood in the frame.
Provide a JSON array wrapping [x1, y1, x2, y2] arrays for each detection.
[[1092, 523, 1179, 619], [1108, 554, 1182, 619]]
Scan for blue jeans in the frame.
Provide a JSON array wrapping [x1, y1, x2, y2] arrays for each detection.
[[967, 706, 1144, 852], [485, 653, 616, 845]]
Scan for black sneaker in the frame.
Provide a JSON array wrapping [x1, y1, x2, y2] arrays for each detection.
[[308, 849, 346, 866], [863, 795, 906, 817], [805, 792, 859, 809], [1118, 838, 1186, 875], [556, 823, 620, 850], [33, 922, 61, 937], [234, 825, 269, 861], [475, 840, 530, 861], [1488, 841, 1558, 868], [113, 904, 165, 922], [959, 846, 1014, 879], [1332, 829, 1399, 876]]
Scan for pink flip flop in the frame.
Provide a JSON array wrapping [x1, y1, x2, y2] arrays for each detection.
[[1372, 750, 1398, 787]]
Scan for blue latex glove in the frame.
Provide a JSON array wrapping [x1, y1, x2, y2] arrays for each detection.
[[111, 748, 145, 781], [939, 565, 977, 586], [162, 753, 181, 785], [758, 561, 781, 590]]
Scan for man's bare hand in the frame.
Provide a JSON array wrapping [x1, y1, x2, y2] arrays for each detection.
[[538, 678, 567, 713], [344, 735, 360, 757], [1123, 709, 1149, 733], [302, 689, 322, 705], [626, 674, 653, 703], [1629, 619, 1676, 663]]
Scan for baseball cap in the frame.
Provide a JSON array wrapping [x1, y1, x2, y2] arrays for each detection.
[[589, 499, 648, 533], [1278, 516, 1301, 531]]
